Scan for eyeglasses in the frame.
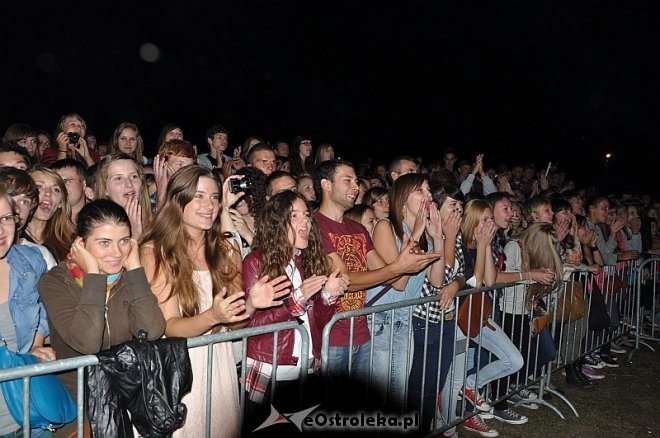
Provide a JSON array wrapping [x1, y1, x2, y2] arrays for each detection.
[[0, 214, 19, 226]]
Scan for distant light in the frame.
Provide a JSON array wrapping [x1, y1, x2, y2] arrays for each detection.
[[605, 153, 612, 159], [139, 43, 160, 63]]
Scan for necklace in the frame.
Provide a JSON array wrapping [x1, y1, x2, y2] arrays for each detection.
[[188, 241, 205, 271]]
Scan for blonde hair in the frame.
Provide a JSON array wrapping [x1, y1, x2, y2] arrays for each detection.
[[110, 122, 145, 163], [94, 153, 154, 229], [520, 222, 563, 303], [461, 199, 492, 249]]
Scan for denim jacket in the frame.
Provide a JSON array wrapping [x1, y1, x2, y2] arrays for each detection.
[[6, 244, 48, 353]]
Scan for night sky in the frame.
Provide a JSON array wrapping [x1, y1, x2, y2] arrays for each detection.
[[2, 2, 659, 195]]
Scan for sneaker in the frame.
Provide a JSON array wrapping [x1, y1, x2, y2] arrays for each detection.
[[442, 430, 459, 438], [610, 342, 627, 354], [581, 365, 606, 380], [480, 409, 495, 420], [517, 388, 539, 400], [463, 415, 499, 437], [583, 354, 605, 369], [565, 364, 595, 390], [599, 354, 620, 368], [492, 408, 528, 425], [460, 386, 492, 412], [507, 393, 539, 410]]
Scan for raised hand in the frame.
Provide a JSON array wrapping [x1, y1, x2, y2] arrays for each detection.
[[233, 146, 242, 159], [71, 237, 100, 274], [442, 208, 462, 241], [248, 275, 292, 309], [611, 215, 627, 234], [123, 238, 141, 271], [426, 202, 443, 242], [475, 220, 497, 247], [498, 175, 513, 195], [210, 289, 249, 324], [393, 234, 442, 275], [125, 196, 143, 240], [410, 199, 427, 241], [324, 269, 349, 297], [300, 274, 328, 301], [222, 175, 246, 209], [553, 216, 570, 242]]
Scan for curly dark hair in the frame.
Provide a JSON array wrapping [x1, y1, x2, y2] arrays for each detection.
[[235, 166, 267, 217], [253, 190, 329, 280]]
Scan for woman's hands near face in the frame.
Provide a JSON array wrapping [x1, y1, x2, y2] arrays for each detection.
[[71, 237, 99, 274], [123, 238, 141, 271]]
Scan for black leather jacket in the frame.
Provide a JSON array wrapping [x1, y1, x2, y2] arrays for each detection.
[[86, 331, 192, 437]]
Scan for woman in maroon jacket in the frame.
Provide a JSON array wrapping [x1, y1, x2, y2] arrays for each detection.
[[242, 190, 349, 406]]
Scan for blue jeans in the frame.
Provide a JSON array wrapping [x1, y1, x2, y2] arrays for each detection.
[[370, 308, 413, 407], [407, 317, 456, 433], [326, 340, 371, 383], [442, 319, 524, 427]]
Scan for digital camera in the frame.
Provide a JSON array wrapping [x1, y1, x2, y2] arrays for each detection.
[[229, 178, 252, 194], [67, 132, 81, 144]]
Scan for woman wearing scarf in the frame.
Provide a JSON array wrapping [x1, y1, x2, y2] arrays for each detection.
[[39, 199, 165, 436]]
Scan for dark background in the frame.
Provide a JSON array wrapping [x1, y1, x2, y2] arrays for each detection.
[[2, 1, 659, 196]]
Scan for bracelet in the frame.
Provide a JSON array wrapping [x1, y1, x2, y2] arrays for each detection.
[[518, 271, 523, 281], [58, 149, 67, 152], [589, 246, 599, 252]]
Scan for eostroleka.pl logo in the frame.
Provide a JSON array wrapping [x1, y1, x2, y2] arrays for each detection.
[[253, 404, 420, 433]]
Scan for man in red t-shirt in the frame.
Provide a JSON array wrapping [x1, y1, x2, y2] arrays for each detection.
[[313, 159, 440, 380]]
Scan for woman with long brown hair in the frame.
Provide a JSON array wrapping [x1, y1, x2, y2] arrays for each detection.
[[370, 173, 445, 407], [25, 167, 75, 261], [242, 190, 348, 410], [140, 165, 290, 436]]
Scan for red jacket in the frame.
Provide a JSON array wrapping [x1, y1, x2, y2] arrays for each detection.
[[242, 251, 335, 366]]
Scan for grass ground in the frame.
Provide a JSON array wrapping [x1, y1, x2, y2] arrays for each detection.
[[476, 346, 660, 438]]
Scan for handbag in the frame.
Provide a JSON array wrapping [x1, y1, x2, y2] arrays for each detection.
[[553, 280, 586, 323], [0, 340, 77, 431], [530, 301, 551, 337], [457, 291, 493, 338]]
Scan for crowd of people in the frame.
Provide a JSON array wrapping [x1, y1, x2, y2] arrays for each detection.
[[0, 114, 658, 437]]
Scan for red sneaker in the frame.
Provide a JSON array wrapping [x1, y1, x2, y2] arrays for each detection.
[[463, 415, 499, 437], [460, 386, 492, 412]]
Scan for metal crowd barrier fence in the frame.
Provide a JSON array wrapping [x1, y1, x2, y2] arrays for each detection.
[[0, 320, 309, 438], [629, 256, 660, 362], [319, 259, 646, 436], [0, 258, 654, 437]]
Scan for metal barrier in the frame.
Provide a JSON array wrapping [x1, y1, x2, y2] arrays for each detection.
[[319, 259, 645, 436], [0, 320, 309, 438], [628, 256, 660, 361], [0, 258, 655, 436]]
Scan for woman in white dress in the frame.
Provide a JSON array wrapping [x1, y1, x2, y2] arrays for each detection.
[[140, 165, 290, 437]]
